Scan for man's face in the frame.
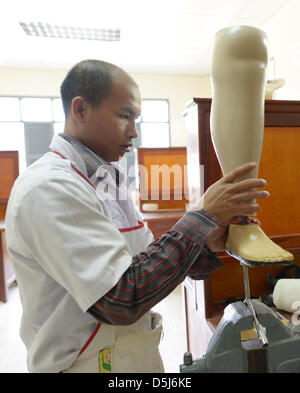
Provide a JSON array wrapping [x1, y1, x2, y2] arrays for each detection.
[[80, 76, 141, 162]]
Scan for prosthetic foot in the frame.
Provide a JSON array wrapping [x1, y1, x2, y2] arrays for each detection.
[[226, 223, 294, 266]]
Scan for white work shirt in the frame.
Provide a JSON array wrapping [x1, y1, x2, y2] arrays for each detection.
[[5, 135, 154, 372]]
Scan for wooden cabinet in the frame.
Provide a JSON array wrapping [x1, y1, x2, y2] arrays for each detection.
[[182, 99, 300, 358], [0, 151, 19, 302]]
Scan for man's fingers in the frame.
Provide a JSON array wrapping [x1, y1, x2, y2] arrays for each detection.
[[219, 215, 261, 227], [201, 162, 269, 223], [234, 203, 259, 216], [249, 217, 261, 225], [232, 178, 267, 192], [223, 162, 257, 184], [231, 190, 270, 202]]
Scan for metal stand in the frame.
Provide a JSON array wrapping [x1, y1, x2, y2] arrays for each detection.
[[242, 264, 268, 347]]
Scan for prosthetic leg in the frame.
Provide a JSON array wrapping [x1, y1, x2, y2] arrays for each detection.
[[210, 25, 294, 266], [180, 26, 298, 374]]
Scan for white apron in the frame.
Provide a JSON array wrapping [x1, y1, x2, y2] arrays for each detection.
[[52, 151, 164, 373]]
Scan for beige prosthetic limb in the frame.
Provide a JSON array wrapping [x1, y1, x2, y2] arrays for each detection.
[[210, 25, 293, 266]]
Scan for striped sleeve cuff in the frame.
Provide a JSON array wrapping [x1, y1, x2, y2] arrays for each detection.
[[171, 209, 218, 246]]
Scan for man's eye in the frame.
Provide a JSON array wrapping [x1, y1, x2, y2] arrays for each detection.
[[119, 114, 130, 120]]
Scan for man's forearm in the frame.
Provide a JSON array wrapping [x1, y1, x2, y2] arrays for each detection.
[[88, 210, 223, 325]]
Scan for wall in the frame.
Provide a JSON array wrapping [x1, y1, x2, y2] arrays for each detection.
[[264, 0, 300, 100], [0, 68, 66, 97], [132, 73, 212, 146], [0, 67, 212, 147]]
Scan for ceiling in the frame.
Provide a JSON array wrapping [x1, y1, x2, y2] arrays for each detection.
[[0, 0, 290, 74]]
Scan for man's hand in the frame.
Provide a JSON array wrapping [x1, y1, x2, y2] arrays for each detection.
[[192, 162, 270, 224], [206, 216, 261, 252]]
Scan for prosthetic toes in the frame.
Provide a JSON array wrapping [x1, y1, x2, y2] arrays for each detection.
[[225, 224, 294, 267]]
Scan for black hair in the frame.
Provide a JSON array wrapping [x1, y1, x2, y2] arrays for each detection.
[[60, 59, 121, 117]]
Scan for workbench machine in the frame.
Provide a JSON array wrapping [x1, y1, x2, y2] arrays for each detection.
[[180, 263, 300, 373]]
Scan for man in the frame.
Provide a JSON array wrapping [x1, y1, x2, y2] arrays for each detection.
[[5, 60, 269, 373]]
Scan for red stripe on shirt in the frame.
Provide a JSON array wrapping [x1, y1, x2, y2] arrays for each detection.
[[107, 258, 183, 302], [115, 247, 184, 292], [119, 239, 181, 283], [181, 217, 211, 233]]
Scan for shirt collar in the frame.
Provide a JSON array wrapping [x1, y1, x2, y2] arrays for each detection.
[[59, 133, 107, 178]]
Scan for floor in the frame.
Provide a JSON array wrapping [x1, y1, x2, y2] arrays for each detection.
[[153, 284, 187, 373], [0, 282, 187, 373], [0, 282, 27, 373]]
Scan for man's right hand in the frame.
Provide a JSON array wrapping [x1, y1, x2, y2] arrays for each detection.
[[194, 162, 270, 224]]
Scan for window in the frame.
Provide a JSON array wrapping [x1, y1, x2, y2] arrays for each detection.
[[138, 99, 170, 147], [0, 122, 26, 173], [0, 97, 20, 121], [0, 96, 65, 173], [140, 123, 170, 147], [53, 98, 65, 122], [0, 96, 170, 176], [21, 98, 53, 122]]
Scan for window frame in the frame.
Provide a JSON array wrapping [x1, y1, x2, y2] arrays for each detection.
[[137, 98, 171, 147], [0, 96, 64, 173], [0, 96, 171, 175], [0, 96, 171, 144]]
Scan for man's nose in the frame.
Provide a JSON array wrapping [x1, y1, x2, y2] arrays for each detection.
[[128, 121, 139, 139]]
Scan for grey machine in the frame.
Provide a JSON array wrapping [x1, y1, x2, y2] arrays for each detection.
[[180, 263, 300, 373]]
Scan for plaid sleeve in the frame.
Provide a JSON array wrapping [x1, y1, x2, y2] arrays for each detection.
[[88, 209, 223, 325], [186, 244, 221, 280]]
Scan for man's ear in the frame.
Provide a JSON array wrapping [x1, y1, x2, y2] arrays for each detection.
[[71, 96, 88, 123]]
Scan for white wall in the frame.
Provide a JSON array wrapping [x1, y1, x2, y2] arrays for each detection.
[[132, 73, 211, 146], [264, 0, 300, 100], [0, 67, 212, 147], [0, 68, 66, 97]]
